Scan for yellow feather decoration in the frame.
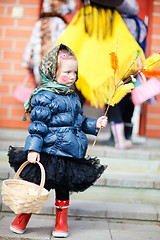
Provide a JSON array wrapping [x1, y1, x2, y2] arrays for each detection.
[[110, 83, 134, 106], [143, 53, 160, 71]]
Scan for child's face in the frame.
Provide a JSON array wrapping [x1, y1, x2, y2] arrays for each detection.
[[56, 59, 78, 87]]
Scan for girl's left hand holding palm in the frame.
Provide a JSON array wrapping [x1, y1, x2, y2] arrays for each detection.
[[96, 116, 108, 129]]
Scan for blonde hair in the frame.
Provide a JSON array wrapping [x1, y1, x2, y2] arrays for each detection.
[[57, 48, 77, 70]]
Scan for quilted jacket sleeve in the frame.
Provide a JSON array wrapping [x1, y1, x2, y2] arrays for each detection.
[[81, 115, 99, 135], [24, 92, 52, 152]]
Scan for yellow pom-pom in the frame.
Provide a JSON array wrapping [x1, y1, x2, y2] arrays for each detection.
[[144, 53, 160, 71], [110, 83, 134, 106]]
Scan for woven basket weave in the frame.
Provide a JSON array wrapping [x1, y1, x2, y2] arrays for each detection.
[[1, 161, 49, 214]]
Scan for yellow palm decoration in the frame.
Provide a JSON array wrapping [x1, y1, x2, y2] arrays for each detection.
[[88, 51, 160, 156], [143, 53, 160, 70], [110, 83, 134, 106]]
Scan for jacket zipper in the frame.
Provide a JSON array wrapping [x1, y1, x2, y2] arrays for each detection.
[[68, 95, 82, 158]]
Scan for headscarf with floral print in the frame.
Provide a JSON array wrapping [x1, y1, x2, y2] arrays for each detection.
[[23, 44, 76, 119]]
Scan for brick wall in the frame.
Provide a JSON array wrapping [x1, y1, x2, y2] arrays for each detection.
[[145, 0, 160, 138], [0, 0, 160, 137], [0, 0, 39, 129]]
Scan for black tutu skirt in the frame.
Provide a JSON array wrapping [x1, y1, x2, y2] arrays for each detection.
[[8, 146, 107, 193]]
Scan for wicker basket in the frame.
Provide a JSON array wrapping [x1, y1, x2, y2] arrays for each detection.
[[1, 161, 49, 214]]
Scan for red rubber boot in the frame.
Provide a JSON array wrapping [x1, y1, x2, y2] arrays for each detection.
[[52, 199, 69, 238], [10, 213, 32, 234]]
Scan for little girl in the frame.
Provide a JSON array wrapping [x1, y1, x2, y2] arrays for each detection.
[[8, 43, 107, 238]]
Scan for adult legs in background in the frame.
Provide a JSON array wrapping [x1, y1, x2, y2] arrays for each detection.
[[106, 93, 133, 149], [119, 93, 134, 140]]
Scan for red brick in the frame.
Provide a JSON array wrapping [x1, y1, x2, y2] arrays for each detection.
[[0, 84, 9, 93], [0, 118, 30, 129], [15, 40, 28, 49], [2, 74, 25, 83], [151, 38, 160, 46], [147, 104, 160, 114], [152, 26, 160, 35], [0, 6, 5, 14], [11, 107, 26, 117], [0, 28, 3, 36], [0, 0, 16, 3], [152, 15, 160, 25], [146, 128, 160, 138], [24, 7, 39, 17], [4, 51, 24, 60], [0, 61, 12, 70], [153, 4, 160, 13], [1, 95, 23, 105], [17, 18, 37, 27], [6, 7, 13, 15], [14, 63, 26, 71], [146, 116, 160, 126], [0, 107, 8, 116], [0, 39, 12, 48], [5, 28, 32, 38], [151, 46, 160, 52], [20, 0, 39, 4], [0, 17, 15, 26]]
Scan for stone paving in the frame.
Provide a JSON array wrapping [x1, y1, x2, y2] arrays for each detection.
[[0, 214, 160, 240]]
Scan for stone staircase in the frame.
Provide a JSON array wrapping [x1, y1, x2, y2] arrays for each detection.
[[0, 128, 160, 222]]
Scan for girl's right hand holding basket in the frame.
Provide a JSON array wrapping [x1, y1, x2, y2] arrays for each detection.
[[28, 151, 40, 163]]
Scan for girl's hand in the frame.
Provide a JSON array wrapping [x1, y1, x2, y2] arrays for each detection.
[[27, 151, 40, 163], [96, 116, 108, 129]]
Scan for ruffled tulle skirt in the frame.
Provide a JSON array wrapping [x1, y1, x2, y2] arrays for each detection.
[[8, 146, 107, 193]]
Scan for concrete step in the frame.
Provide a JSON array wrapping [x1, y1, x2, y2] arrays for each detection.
[[98, 157, 160, 189], [1, 187, 160, 222], [87, 138, 160, 160], [1, 214, 160, 240]]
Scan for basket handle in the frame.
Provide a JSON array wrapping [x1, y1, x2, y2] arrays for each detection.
[[13, 161, 46, 199]]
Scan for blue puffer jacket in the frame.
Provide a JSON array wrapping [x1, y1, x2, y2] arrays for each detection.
[[24, 91, 98, 159]]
